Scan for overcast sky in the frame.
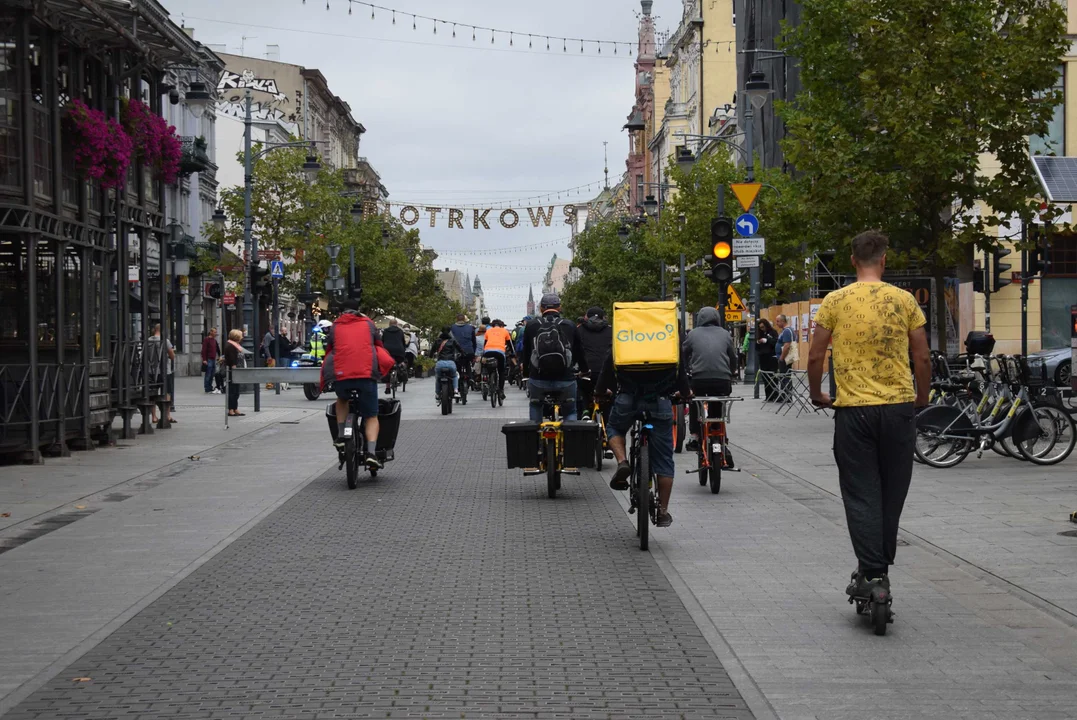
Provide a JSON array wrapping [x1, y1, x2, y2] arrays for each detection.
[[170, 0, 681, 320]]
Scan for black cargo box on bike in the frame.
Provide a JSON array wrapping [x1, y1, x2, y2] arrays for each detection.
[[502, 421, 540, 468], [561, 421, 599, 469], [964, 331, 995, 356], [325, 398, 401, 453]]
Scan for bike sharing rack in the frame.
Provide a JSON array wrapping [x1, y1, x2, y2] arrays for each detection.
[[224, 367, 323, 429]]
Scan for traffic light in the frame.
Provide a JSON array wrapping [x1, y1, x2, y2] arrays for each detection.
[[992, 246, 1012, 291], [669, 274, 685, 301], [761, 260, 776, 290], [251, 264, 271, 303], [207, 282, 222, 300], [709, 216, 735, 285], [1029, 245, 1047, 277], [972, 267, 985, 294]]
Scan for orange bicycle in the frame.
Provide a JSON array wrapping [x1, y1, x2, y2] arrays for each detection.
[[689, 396, 742, 494]]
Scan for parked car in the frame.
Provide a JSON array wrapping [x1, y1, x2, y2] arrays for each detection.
[[1029, 346, 1071, 388]]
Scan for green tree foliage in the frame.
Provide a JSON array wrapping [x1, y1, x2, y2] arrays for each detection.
[[780, 0, 1068, 346], [203, 144, 458, 333], [560, 220, 664, 319], [561, 150, 815, 323]]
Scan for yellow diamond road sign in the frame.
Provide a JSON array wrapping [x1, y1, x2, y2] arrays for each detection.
[[730, 183, 762, 213], [719, 285, 747, 323]]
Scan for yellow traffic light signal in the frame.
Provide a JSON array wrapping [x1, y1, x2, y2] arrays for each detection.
[[713, 241, 732, 260]]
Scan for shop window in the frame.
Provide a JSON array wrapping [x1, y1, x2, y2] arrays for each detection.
[[0, 236, 25, 344], [1041, 278, 1077, 350]]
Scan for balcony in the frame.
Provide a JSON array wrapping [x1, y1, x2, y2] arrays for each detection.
[[179, 136, 210, 176]]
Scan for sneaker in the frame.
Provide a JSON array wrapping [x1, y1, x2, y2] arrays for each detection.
[[609, 461, 631, 491], [365, 452, 384, 470], [656, 511, 673, 528], [685, 438, 699, 452], [384, 386, 392, 395], [212, 389, 222, 395], [847, 571, 890, 598], [333, 440, 345, 451]]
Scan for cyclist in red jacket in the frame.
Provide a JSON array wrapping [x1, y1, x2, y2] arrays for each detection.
[[324, 298, 389, 470]]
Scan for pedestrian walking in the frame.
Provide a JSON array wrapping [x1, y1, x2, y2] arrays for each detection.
[[224, 329, 247, 416], [148, 323, 176, 424], [201, 327, 220, 394], [774, 314, 796, 401], [807, 230, 931, 611]]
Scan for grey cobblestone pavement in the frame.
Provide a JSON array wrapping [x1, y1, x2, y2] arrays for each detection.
[[2, 409, 755, 719]]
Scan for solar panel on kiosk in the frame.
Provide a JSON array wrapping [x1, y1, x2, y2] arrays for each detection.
[[1030, 155, 1077, 203]]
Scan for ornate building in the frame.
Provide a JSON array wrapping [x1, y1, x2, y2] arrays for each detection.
[[0, 0, 220, 461]]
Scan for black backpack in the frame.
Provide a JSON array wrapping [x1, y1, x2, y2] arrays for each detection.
[[530, 317, 572, 375]]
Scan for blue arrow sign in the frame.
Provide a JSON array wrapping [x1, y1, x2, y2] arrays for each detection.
[[735, 213, 759, 237], [270, 260, 285, 279]]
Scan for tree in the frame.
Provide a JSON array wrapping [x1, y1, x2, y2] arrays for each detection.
[[780, 0, 1068, 348], [204, 144, 352, 295], [204, 145, 458, 335], [560, 220, 665, 319], [658, 150, 816, 307]]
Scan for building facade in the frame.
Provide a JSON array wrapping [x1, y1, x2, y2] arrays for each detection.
[[0, 0, 218, 461], [624, 1, 657, 213], [161, 32, 225, 376]]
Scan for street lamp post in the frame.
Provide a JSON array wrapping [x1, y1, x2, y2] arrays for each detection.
[[742, 71, 773, 391], [231, 88, 324, 410]]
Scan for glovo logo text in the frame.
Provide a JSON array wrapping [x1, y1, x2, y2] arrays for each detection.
[[616, 324, 676, 343]]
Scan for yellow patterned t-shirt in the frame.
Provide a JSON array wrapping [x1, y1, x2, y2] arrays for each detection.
[[813, 282, 926, 407]]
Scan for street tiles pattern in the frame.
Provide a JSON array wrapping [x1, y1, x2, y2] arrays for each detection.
[[4, 418, 753, 719]]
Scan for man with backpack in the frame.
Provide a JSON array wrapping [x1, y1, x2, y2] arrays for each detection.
[[596, 297, 691, 528], [522, 294, 587, 422], [428, 326, 462, 400], [576, 307, 613, 420]]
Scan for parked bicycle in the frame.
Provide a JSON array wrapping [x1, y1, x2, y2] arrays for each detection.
[[916, 353, 1075, 467]]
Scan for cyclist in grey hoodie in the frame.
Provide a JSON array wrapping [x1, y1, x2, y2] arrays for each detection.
[[682, 307, 739, 454]]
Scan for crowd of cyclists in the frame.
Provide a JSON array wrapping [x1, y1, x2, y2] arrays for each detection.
[[305, 290, 755, 528]]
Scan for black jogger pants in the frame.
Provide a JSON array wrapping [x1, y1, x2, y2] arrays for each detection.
[[833, 403, 916, 575]]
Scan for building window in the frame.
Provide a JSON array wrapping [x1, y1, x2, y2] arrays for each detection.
[[0, 19, 20, 190], [1030, 65, 1065, 156], [29, 28, 51, 200], [1047, 232, 1077, 275], [636, 174, 644, 206]]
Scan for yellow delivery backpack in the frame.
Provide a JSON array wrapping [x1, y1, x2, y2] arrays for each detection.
[[612, 301, 679, 369]]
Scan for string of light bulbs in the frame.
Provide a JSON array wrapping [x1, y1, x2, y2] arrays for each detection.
[[439, 258, 553, 270], [434, 238, 571, 256], [386, 179, 607, 210], [302, 0, 639, 56]]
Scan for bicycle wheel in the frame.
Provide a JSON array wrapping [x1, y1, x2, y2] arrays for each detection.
[[637, 441, 650, 551], [440, 379, 452, 415], [345, 419, 358, 489], [545, 437, 559, 499], [709, 448, 722, 494], [914, 405, 973, 468], [1015, 406, 1075, 466], [490, 370, 498, 408]]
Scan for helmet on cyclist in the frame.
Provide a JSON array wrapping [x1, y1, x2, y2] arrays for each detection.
[[317, 319, 333, 329]]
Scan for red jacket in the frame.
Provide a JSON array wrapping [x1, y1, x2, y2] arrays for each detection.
[[324, 312, 387, 383]]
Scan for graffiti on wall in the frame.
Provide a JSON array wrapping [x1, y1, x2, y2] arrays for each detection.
[[216, 69, 302, 135]]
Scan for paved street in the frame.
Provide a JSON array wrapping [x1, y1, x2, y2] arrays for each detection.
[[1, 376, 1076, 719]]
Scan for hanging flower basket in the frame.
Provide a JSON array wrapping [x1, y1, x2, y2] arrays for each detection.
[[122, 99, 182, 185], [62, 99, 133, 190]]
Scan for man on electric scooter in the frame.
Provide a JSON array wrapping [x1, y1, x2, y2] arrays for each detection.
[[324, 297, 390, 471]]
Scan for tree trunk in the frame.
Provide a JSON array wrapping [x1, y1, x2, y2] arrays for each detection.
[[933, 264, 949, 354]]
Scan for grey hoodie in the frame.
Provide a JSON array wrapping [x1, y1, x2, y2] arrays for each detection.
[[683, 307, 738, 382]]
